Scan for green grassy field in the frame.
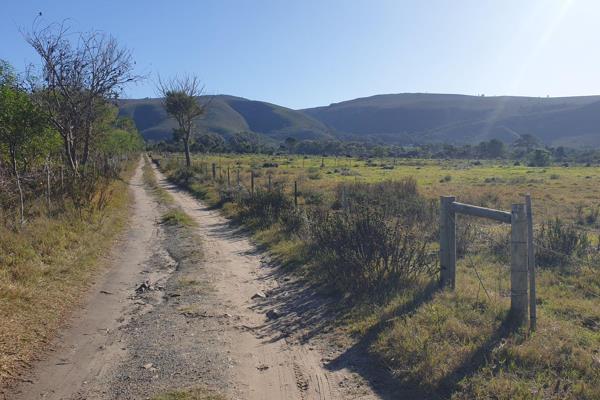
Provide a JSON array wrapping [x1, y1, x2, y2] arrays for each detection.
[[156, 153, 600, 399], [164, 153, 600, 221]]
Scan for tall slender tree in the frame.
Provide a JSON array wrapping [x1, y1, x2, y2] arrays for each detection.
[[158, 75, 206, 167]]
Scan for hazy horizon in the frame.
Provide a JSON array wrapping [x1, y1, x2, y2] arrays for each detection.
[[119, 91, 600, 111]]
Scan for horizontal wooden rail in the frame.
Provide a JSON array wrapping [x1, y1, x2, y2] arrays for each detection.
[[450, 202, 512, 224]]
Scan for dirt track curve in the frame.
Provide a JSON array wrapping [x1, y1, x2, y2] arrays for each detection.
[[8, 158, 380, 400]]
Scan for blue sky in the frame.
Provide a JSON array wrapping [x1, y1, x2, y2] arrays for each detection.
[[1, 0, 597, 109]]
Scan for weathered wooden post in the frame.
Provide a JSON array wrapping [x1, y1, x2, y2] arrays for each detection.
[[294, 181, 298, 207], [212, 163, 216, 180], [525, 194, 536, 331], [440, 196, 456, 289], [250, 171, 254, 195], [227, 167, 231, 186], [45, 159, 51, 210], [510, 204, 529, 326]]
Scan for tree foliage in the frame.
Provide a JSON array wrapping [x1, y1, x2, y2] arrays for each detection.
[[26, 20, 141, 173], [158, 74, 205, 166]]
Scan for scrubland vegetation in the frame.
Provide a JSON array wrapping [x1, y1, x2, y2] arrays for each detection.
[[154, 152, 600, 399], [0, 22, 143, 385]]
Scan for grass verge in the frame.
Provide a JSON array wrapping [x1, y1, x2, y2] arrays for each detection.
[[0, 160, 136, 387]]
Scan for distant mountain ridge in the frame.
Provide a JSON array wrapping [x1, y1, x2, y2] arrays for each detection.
[[118, 95, 332, 143], [119, 93, 600, 147]]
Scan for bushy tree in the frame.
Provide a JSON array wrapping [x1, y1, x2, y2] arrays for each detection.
[[0, 65, 59, 223], [477, 139, 506, 159], [158, 75, 206, 166], [229, 132, 263, 153], [26, 21, 140, 174], [528, 148, 551, 167]]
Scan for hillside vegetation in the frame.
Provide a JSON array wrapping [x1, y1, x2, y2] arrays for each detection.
[[118, 95, 332, 143], [121, 93, 600, 147], [153, 152, 600, 399]]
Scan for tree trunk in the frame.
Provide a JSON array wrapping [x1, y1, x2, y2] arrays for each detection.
[[82, 124, 92, 166], [64, 127, 79, 176], [183, 135, 191, 167]]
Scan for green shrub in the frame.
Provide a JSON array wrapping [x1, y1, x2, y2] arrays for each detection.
[[309, 179, 437, 295], [238, 188, 293, 228], [536, 218, 591, 269]]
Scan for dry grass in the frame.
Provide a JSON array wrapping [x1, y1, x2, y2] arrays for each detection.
[[0, 163, 135, 387]]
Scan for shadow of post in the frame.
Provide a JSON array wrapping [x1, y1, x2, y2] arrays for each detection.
[[323, 279, 441, 399], [433, 313, 522, 398]]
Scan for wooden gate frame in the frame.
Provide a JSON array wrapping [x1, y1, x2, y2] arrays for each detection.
[[440, 196, 536, 329]]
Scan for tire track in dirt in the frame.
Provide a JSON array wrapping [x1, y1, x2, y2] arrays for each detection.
[[7, 159, 163, 399], [150, 163, 380, 400], [7, 159, 382, 400]]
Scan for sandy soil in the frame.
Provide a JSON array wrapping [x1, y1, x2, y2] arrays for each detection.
[[7, 159, 383, 400]]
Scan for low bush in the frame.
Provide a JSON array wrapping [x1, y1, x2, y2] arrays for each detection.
[[536, 218, 591, 270], [310, 179, 438, 295], [238, 188, 294, 228]]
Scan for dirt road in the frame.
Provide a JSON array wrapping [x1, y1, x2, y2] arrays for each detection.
[[8, 159, 380, 400]]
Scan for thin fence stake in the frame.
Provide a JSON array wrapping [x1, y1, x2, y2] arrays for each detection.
[[45, 159, 51, 211], [294, 181, 298, 207], [525, 194, 537, 332]]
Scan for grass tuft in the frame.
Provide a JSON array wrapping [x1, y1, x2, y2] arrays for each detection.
[[152, 388, 226, 400], [161, 209, 197, 227]]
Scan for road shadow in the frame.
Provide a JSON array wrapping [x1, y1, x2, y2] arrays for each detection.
[[432, 313, 519, 398], [322, 280, 440, 399], [252, 271, 521, 400]]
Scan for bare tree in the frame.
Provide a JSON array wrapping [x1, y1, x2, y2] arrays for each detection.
[[25, 20, 141, 175], [157, 75, 206, 167]]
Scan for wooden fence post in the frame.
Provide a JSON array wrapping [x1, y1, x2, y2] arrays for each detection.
[[525, 195, 536, 331], [510, 203, 529, 326], [250, 171, 254, 195], [440, 196, 456, 289], [294, 181, 298, 207], [212, 163, 216, 180], [227, 167, 231, 186]]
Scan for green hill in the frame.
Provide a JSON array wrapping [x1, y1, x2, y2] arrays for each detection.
[[303, 93, 600, 146], [118, 95, 332, 142], [119, 92, 600, 147]]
